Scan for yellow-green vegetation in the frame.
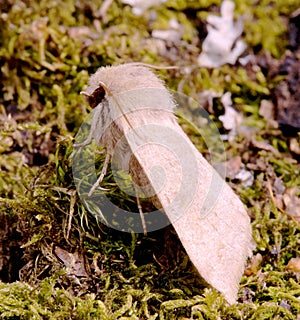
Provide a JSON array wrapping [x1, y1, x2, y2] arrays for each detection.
[[0, 0, 300, 319]]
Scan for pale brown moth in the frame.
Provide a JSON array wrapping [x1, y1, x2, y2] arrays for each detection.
[[74, 62, 253, 304]]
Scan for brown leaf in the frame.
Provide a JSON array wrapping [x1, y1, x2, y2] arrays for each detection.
[[54, 247, 88, 277], [283, 187, 300, 221], [244, 253, 263, 276], [251, 139, 278, 154], [259, 99, 275, 120], [226, 156, 242, 179], [290, 137, 300, 155], [286, 257, 300, 272], [259, 99, 278, 128]]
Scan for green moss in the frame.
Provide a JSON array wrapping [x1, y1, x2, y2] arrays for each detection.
[[1, 0, 300, 318], [235, 0, 299, 58], [0, 275, 113, 319], [166, 0, 222, 11]]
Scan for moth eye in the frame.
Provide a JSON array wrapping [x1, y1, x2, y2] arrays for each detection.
[[88, 86, 105, 109]]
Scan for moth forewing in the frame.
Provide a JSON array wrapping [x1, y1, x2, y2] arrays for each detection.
[[125, 118, 252, 304], [75, 63, 253, 304]]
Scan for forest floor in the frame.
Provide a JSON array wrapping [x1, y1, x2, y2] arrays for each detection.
[[0, 0, 300, 319]]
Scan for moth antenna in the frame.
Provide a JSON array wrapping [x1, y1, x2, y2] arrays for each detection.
[[125, 62, 179, 70], [98, 80, 135, 131], [80, 91, 90, 97]]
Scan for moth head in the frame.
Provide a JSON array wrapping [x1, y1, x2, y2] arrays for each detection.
[[81, 84, 106, 109]]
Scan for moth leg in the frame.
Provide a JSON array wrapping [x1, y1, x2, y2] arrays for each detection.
[[134, 186, 147, 236], [88, 152, 111, 197], [95, 149, 106, 155]]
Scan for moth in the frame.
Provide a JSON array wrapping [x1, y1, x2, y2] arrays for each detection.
[[74, 62, 253, 304]]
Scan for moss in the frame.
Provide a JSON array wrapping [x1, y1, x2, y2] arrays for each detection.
[[235, 0, 300, 58], [1, 0, 300, 319]]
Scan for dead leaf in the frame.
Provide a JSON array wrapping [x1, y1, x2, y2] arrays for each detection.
[[259, 99, 275, 121], [273, 178, 286, 195], [244, 253, 263, 276], [225, 157, 254, 187], [290, 137, 300, 155], [54, 247, 88, 277], [286, 257, 300, 272], [283, 187, 300, 221], [251, 139, 278, 154], [226, 156, 242, 179], [235, 167, 254, 187]]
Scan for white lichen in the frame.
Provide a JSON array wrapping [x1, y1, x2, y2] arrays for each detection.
[[198, 0, 247, 68]]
